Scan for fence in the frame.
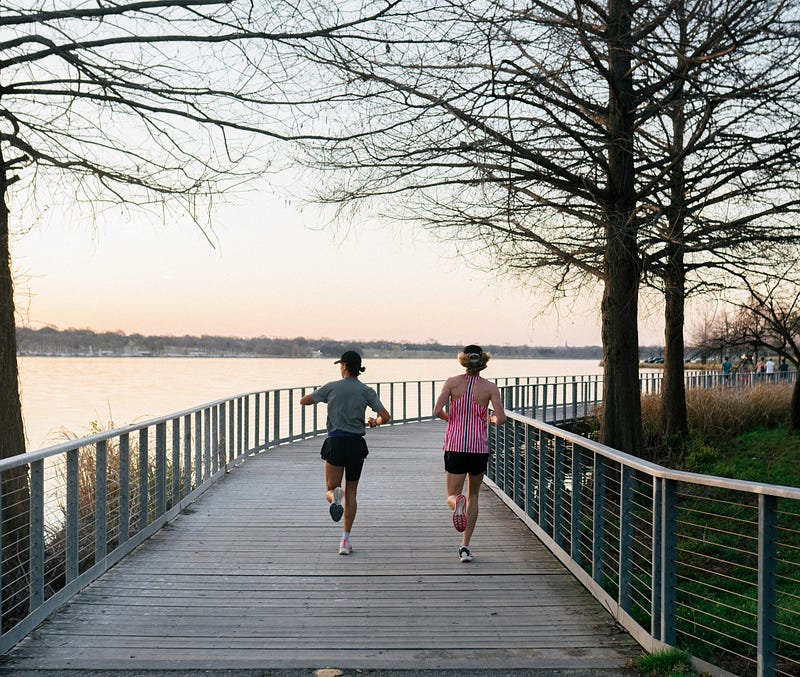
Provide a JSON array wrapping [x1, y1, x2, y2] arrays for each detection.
[[487, 402, 800, 677], [1, 368, 798, 673]]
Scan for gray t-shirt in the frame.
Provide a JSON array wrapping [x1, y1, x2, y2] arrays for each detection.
[[311, 377, 385, 435]]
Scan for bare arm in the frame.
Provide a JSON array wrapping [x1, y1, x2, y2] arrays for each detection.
[[367, 407, 391, 428], [488, 384, 507, 425], [433, 380, 453, 421], [299, 393, 315, 406]]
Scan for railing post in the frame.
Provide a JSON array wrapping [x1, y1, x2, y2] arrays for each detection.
[[619, 465, 634, 614], [571, 445, 583, 566], [592, 454, 607, 588], [758, 494, 778, 677], [118, 434, 130, 544], [171, 419, 180, 508], [553, 437, 565, 544], [538, 430, 548, 530], [30, 459, 44, 610], [273, 390, 281, 443], [183, 414, 192, 496], [255, 392, 261, 448], [525, 423, 535, 519], [95, 440, 108, 561], [652, 476, 663, 640], [194, 411, 202, 485], [155, 423, 166, 518], [211, 405, 219, 474], [287, 390, 293, 442], [139, 429, 149, 529], [66, 448, 79, 583], [512, 420, 523, 508], [660, 477, 678, 646], [242, 395, 249, 456], [203, 407, 211, 479]]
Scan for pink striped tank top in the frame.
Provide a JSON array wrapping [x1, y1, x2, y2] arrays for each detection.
[[443, 375, 489, 453]]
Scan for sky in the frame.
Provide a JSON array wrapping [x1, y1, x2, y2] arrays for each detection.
[[11, 180, 665, 348]]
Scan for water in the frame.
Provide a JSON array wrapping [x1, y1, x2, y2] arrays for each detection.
[[17, 356, 603, 451]]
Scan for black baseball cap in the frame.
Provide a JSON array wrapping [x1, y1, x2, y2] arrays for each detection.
[[334, 350, 362, 368], [462, 344, 483, 355]]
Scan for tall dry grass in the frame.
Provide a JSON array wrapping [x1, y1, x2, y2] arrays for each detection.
[[642, 383, 793, 447]]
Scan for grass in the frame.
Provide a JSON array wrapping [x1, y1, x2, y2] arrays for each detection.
[[635, 648, 700, 676]]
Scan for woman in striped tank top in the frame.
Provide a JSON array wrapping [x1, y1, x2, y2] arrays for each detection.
[[433, 345, 506, 562]]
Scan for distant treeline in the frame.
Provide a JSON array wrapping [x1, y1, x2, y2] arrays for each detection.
[[15, 326, 621, 360]]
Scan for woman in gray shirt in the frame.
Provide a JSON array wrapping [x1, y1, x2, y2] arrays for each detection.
[[300, 351, 391, 555]]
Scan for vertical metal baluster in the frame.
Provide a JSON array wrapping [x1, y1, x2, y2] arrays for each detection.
[[30, 459, 44, 609], [65, 448, 79, 584], [255, 392, 261, 451], [592, 454, 606, 588], [758, 494, 778, 677], [171, 419, 180, 508], [96, 440, 108, 561], [155, 423, 166, 518], [619, 465, 634, 614], [660, 478, 678, 646], [139, 429, 149, 529], [119, 434, 130, 544], [553, 437, 565, 545], [183, 414, 192, 496]]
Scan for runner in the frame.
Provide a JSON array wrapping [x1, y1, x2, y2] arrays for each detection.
[[433, 345, 506, 562], [300, 350, 391, 555]]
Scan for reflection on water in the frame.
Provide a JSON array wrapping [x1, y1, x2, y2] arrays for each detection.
[[18, 356, 603, 451]]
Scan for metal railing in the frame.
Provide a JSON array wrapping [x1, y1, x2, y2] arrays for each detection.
[[487, 408, 800, 677], [1, 368, 798, 671], [0, 378, 447, 653]]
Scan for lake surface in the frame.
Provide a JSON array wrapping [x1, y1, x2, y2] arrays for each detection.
[[18, 356, 604, 451]]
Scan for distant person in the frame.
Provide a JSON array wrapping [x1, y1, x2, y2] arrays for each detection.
[[757, 356, 767, 379], [299, 351, 391, 556], [721, 356, 732, 383], [737, 355, 753, 385], [766, 356, 775, 381], [779, 358, 789, 379], [433, 345, 506, 563]]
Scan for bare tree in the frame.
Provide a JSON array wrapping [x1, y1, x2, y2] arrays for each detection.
[[291, 0, 800, 452], [292, 0, 645, 453], [1, 0, 392, 629], [635, 0, 800, 440], [722, 273, 800, 430]]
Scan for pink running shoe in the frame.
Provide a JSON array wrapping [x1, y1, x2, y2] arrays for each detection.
[[452, 494, 467, 532]]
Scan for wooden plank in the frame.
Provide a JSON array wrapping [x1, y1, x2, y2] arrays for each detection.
[[3, 421, 640, 672]]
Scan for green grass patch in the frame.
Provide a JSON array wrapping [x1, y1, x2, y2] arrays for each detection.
[[685, 426, 800, 487], [635, 648, 698, 676]]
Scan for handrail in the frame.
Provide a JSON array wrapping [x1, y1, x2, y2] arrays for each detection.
[[0, 378, 446, 651], [487, 398, 800, 677], [1, 368, 798, 674]]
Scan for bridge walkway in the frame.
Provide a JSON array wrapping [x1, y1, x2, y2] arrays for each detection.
[[2, 420, 640, 674]]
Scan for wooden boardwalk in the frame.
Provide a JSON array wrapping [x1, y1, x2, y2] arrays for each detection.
[[3, 421, 640, 673]]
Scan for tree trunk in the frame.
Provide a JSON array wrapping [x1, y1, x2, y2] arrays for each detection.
[[663, 261, 688, 440], [0, 158, 31, 631], [791, 374, 800, 432], [662, 43, 689, 442], [601, 0, 643, 455]]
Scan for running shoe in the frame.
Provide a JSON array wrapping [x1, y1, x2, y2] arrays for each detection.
[[452, 494, 467, 532], [330, 486, 344, 522], [459, 546, 473, 563], [338, 535, 352, 555]]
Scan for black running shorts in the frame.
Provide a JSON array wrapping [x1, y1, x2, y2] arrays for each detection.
[[444, 451, 490, 476], [321, 435, 369, 482]]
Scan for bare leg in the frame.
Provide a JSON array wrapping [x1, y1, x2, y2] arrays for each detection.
[[325, 462, 344, 504], [446, 471, 467, 511], [461, 472, 484, 547], [343, 479, 359, 532]]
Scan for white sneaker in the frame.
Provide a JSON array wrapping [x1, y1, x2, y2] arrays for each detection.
[[459, 546, 473, 563], [338, 535, 352, 555], [330, 487, 344, 522]]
